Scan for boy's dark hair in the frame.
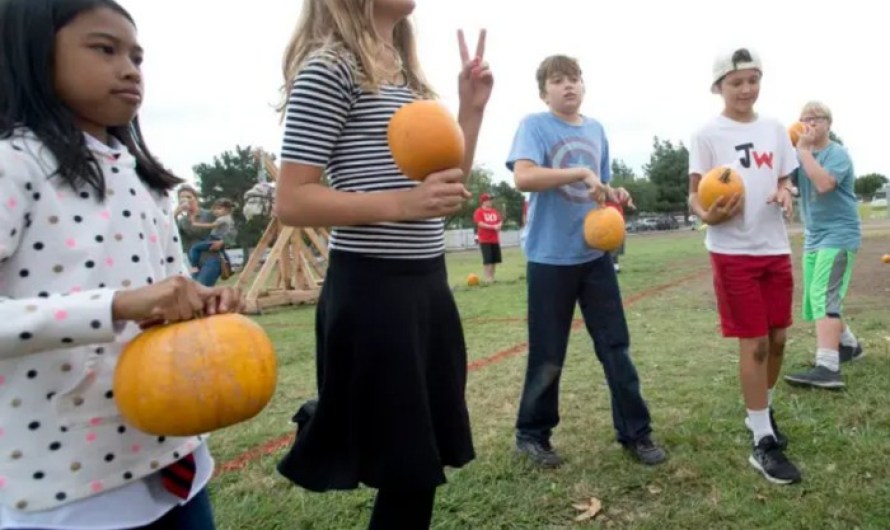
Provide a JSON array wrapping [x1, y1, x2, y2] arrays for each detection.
[[731, 48, 753, 68], [536, 55, 582, 95], [213, 198, 235, 210], [0, 0, 181, 198]]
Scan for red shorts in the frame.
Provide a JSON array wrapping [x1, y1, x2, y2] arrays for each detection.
[[709, 253, 793, 338]]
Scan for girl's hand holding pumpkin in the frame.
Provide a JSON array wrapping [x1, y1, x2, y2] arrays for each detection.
[[112, 276, 242, 327], [401, 168, 470, 220]]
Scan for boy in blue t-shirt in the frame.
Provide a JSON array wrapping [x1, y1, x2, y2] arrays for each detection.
[[784, 101, 864, 390], [506, 55, 666, 468]]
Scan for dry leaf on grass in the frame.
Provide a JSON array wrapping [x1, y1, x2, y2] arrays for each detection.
[[646, 484, 662, 495], [573, 497, 603, 522]]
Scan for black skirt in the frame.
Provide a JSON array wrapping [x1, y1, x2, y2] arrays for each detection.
[[277, 250, 475, 491]]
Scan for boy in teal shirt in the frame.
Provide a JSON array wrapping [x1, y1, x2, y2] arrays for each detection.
[[785, 101, 864, 390]]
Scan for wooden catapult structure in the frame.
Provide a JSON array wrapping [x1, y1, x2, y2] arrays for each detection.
[[236, 150, 329, 314]]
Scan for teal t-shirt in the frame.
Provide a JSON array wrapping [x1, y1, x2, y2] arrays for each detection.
[[796, 142, 861, 251]]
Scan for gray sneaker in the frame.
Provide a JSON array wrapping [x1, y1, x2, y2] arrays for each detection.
[[784, 365, 844, 389], [840, 342, 864, 363], [624, 437, 667, 466], [516, 439, 563, 468]]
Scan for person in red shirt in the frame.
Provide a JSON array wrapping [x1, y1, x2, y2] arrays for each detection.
[[474, 193, 503, 282]]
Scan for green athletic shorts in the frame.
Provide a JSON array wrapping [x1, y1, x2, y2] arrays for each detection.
[[802, 248, 856, 321]]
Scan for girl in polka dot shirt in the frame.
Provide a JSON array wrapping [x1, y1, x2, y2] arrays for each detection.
[[0, 0, 238, 528]]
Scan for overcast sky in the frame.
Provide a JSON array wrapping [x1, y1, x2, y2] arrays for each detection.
[[127, 0, 886, 190]]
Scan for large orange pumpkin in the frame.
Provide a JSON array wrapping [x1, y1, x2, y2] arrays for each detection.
[[698, 166, 745, 210], [114, 314, 277, 436], [583, 206, 625, 252], [788, 121, 807, 147], [387, 100, 465, 181]]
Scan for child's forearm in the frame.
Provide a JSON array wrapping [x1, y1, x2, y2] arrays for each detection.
[[514, 165, 587, 192], [458, 107, 485, 181], [797, 151, 836, 193], [276, 182, 406, 227]]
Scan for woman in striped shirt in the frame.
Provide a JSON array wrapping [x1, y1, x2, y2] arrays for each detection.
[[273, 1, 493, 528]]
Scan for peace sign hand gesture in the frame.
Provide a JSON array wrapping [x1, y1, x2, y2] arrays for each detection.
[[457, 29, 493, 113]]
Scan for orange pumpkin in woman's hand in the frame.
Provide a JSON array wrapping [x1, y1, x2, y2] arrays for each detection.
[[387, 100, 465, 181], [583, 206, 625, 252], [788, 122, 807, 147], [114, 314, 277, 436], [698, 166, 745, 211]]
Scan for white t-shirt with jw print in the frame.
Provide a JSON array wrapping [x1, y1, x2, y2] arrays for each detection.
[[280, 48, 446, 259], [689, 115, 799, 256]]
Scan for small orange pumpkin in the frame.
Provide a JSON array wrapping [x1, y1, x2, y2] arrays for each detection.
[[788, 121, 807, 147], [583, 206, 625, 252], [114, 314, 277, 436], [698, 166, 745, 210], [467, 273, 480, 286], [387, 100, 465, 181], [881, 254, 890, 264]]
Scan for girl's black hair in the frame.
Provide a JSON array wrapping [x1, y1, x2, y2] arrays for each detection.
[[0, 0, 182, 197]]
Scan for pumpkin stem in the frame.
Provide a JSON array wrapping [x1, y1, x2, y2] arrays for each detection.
[[719, 168, 732, 183]]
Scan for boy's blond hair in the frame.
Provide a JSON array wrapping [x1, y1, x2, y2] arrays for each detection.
[[800, 101, 833, 125], [536, 55, 582, 96], [278, 0, 434, 114]]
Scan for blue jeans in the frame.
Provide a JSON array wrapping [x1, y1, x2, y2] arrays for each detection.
[[193, 255, 222, 287], [188, 237, 222, 270], [23, 488, 216, 530], [516, 254, 653, 445]]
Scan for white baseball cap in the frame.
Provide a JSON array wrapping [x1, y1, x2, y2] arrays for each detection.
[[711, 48, 762, 93]]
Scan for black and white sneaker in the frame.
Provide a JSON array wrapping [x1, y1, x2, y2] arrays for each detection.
[[748, 435, 802, 485], [840, 342, 865, 363], [745, 408, 788, 450], [784, 365, 844, 389], [516, 439, 564, 468]]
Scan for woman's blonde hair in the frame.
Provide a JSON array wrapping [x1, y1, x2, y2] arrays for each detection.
[[800, 100, 833, 125], [278, 0, 435, 114]]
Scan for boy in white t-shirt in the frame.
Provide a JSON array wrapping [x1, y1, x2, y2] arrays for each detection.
[[688, 48, 802, 485]]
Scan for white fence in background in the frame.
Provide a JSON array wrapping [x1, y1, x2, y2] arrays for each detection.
[[444, 229, 522, 251], [224, 229, 524, 271]]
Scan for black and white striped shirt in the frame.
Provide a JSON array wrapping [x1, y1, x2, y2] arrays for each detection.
[[280, 48, 445, 259]]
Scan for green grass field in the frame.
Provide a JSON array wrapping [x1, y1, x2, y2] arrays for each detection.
[[207, 223, 890, 529]]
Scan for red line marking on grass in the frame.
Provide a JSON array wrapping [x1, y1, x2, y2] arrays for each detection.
[[214, 268, 711, 478]]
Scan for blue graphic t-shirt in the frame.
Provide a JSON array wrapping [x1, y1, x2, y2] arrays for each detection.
[[506, 112, 611, 265]]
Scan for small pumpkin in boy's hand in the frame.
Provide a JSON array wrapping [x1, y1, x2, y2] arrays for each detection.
[[113, 313, 277, 436], [698, 166, 745, 211], [387, 100, 465, 181], [583, 207, 625, 252]]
